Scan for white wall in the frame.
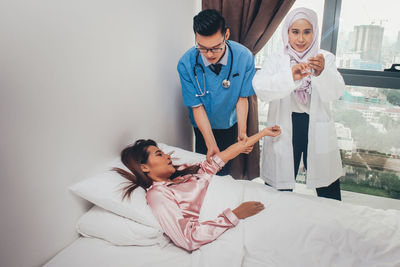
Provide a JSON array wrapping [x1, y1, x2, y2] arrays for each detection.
[[0, 1, 198, 266]]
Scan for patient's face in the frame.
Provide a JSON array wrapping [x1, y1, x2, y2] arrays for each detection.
[[141, 146, 176, 180]]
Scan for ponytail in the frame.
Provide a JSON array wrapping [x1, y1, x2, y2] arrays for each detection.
[[111, 167, 140, 200]]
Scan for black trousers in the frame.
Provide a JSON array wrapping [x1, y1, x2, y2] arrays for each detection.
[[194, 124, 237, 176], [291, 112, 341, 201]]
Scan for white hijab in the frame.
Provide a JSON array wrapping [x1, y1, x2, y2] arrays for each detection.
[[282, 7, 319, 63], [282, 7, 319, 104]]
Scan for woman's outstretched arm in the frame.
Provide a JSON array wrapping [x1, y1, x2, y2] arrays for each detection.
[[217, 126, 281, 164]]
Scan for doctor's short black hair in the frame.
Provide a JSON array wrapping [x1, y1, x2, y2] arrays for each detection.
[[193, 9, 226, 36]]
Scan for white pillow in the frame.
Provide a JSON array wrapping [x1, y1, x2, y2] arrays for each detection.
[[77, 205, 170, 246], [69, 143, 205, 229]]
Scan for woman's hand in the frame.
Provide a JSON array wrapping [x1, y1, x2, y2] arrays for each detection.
[[238, 132, 253, 154], [232, 201, 265, 219], [217, 126, 281, 164], [292, 62, 311, 81], [262, 125, 281, 137], [308, 54, 325, 76]]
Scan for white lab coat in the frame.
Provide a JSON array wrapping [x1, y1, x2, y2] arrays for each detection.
[[253, 49, 345, 189]]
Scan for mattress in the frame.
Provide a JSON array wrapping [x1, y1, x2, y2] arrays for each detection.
[[44, 237, 191, 267]]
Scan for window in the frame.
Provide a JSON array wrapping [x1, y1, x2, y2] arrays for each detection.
[[333, 85, 400, 199], [336, 0, 400, 71], [329, 0, 400, 200]]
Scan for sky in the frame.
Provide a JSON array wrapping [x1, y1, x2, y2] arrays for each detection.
[[293, 0, 400, 43], [339, 0, 400, 38]]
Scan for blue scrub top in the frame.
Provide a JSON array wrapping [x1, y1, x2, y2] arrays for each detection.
[[177, 40, 256, 129]]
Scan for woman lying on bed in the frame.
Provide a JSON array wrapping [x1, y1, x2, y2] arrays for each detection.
[[113, 126, 281, 252]]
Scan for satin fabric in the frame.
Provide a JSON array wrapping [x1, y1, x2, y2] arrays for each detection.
[[146, 155, 239, 251]]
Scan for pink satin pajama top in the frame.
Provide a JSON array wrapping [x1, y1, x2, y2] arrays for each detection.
[[146, 155, 239, 252]]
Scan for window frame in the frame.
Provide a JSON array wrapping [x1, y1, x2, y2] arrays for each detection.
[[320, 0, 400, 89]]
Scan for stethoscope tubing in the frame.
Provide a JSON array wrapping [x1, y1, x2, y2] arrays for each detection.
[[193, 42, 233, 97]]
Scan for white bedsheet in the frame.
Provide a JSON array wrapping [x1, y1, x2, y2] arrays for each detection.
[[47, 177, 400, 267], [196, 177, 400, 267], [44, 237, 191, 267]]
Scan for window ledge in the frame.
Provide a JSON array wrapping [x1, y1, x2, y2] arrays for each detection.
[[295, 182, 400, 210], [339, 68, 400, 89], [252, 178, 400, 210]]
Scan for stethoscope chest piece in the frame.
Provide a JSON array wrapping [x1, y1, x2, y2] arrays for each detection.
[[222, 79, 230, 88], [193, 42, 234, 97]]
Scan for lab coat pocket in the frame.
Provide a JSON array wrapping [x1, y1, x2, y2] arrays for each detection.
[[314, 122, 337, 154]]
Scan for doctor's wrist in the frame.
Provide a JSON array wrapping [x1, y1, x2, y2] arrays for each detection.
[[238, 131, 247, 139]]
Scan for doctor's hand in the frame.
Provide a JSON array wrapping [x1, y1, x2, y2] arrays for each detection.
[[206, 145, 220, 164], [233, 201, 265, 219], [238, 132, 253, 154], [262, 125, 281, 137], [308, 54, 325, 76], [292, 63, 312, 81]]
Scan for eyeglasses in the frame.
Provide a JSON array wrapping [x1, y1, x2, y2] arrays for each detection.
[[195, 39, 226, 54]]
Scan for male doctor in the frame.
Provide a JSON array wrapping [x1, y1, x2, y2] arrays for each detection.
[[177, 9, 256, 175]]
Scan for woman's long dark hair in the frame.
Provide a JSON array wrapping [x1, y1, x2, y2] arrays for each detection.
[[112, 139, 200, 200]]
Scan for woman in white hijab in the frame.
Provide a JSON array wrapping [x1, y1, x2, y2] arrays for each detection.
[[252, 7, 345, 200]]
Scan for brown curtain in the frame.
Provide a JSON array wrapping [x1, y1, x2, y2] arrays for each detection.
[[202, 0, 295, 180]]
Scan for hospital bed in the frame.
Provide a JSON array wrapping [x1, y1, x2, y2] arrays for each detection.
[[44, 144, 400, 267], [44, 237, 191, 267]]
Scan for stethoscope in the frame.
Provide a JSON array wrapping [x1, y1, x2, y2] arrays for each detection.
[[193, 41, 233, 97]]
